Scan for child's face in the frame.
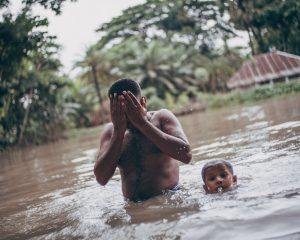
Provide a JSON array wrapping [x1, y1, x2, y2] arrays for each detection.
[[203, 164, 237, 193]]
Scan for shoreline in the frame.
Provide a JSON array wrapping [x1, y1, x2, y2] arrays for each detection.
[[2, 82, 300, 152]]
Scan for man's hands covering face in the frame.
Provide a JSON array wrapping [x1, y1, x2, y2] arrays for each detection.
[[110, 93, 127, 134], [110, 91, 147, 132], [122, 91, 147, 129]]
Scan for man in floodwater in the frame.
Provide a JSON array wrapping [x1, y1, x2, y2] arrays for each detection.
[[94, 78, 192, 201], [201, 159, 237, 193]]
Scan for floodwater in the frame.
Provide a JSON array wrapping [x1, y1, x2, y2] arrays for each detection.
[[1, 94, 300, 240]]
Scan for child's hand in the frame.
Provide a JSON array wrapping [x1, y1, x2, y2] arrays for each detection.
[[110, 94, 127, 134], [122, 91, 147, 129]]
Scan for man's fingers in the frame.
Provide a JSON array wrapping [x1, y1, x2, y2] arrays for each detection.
[[118, 95, 124, 115], [109, 94, 113, 106], [119, 95, 125, 111], [127, 91, 140, 106], [118, 94, 124, 116], [112, 93, 118, 115], [110, 94, 114, 112], [123, 91, 137, 107], [122, 97, 131, 118], [114, 93, 118, 110]]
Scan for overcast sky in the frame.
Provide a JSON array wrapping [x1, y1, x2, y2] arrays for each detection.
[[8, 0, 248, 76], [10, 0, 146, 76]]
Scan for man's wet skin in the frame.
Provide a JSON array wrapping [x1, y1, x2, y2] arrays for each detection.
[[118, 112, 179, 201], [94, 83, 191, 201]]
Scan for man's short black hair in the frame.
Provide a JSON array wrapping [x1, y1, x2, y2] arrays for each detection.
[[201, 159, 234, 181], [108, 78, 141, 97]]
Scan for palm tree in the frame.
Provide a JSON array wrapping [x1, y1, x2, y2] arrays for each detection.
[[75, 47, 114, 122], [109, 37, 204, 98], [194, 67, 209, 92]]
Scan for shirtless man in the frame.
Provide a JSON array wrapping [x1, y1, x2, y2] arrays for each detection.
[[94, 78, 192, 201]]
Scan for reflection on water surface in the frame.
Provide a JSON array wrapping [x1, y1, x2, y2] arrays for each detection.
[[1, 95, 300, 239]]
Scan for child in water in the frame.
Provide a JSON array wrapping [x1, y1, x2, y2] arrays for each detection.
[[201, 159, 237, 193]]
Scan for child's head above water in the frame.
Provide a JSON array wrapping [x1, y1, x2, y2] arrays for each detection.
[[201, 159, 237, 193]]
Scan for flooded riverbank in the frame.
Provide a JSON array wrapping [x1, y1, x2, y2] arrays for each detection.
[[1, 94, 300, 239]]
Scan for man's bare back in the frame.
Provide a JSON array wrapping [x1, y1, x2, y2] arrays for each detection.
[[94, 79, 191, 201]]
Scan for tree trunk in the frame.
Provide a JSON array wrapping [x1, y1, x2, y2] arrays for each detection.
[[201, 82, 207, 93], [252, 26, 267, 53], [18, 89, 33, 145], [210, 73, 217, 94], [246, 26, 255, 55], [91, 65, 106, 123]]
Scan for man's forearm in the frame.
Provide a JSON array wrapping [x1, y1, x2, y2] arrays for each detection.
[[137, 121, 191, 163], [94, 131, 124, 185]]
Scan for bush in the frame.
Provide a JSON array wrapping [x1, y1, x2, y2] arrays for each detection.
[[147, 96, 166, 110], [142, 87, 157, 99], [164, 92, 176, 110], [177, 93, 190, 107]]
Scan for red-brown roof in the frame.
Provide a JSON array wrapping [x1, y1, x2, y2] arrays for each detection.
[[227, 51, 300, 89]]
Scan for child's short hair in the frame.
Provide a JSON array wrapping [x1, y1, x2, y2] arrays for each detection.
[[108, 78, 141, 97], [201, 159, 234, 181]]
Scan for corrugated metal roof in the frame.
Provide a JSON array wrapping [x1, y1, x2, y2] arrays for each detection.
[[227, 51, 300, 89]]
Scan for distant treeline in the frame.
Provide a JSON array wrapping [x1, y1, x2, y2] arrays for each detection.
[[1, 0, 300, 149]]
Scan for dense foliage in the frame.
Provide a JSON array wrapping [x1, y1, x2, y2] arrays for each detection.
[[81, 0, 243, 109], [0, 1, 81, 149], [220, 0, 300, 55], [81, 0, 299, 109]]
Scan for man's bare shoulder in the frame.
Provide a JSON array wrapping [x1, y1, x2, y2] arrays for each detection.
[[149, 108, 177, 121], [149, 108, 188, 142], [100, 122, 114, 139]]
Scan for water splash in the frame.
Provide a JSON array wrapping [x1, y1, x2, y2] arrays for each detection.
[[217, 187, 223, 193]]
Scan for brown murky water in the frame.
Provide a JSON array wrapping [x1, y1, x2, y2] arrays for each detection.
[[1, 94, 300, 239]]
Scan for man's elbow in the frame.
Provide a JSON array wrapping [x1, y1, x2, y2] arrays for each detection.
[[94, 168, 108, 186], [180, 144, 192, 164], [96, 176, 108, 186], [182, 151, 192, 164]]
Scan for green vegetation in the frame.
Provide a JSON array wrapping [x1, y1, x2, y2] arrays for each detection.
[[1, 0, 300, 150], [0, 1, 82, 150], [221, 0, 300, 55], [199, 81, 300, 109]]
